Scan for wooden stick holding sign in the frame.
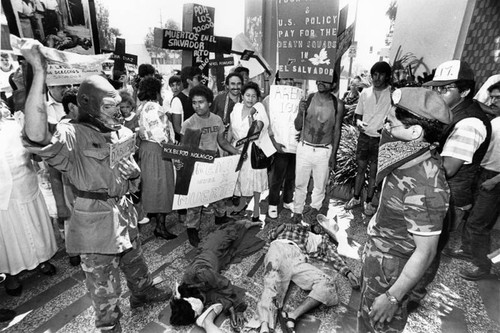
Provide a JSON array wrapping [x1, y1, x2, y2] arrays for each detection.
[[235, 121, 258, 172], [162, 128, 216, 195]]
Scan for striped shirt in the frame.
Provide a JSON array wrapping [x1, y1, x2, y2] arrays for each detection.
[[268, 224, 351, 276], [441, 118, 487, 164]]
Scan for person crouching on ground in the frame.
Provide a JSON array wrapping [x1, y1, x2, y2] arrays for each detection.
[[357, 88, 451, 333]]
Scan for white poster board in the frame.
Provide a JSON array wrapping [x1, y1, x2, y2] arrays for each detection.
[[110, 134, 136, 168], [268, 85, 303, 153], [172, 155, 240, 210], [46, 64, 102, 86]]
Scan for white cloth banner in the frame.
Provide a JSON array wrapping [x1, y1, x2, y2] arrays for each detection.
[[268, 85, 303, 153], [172, 155, 240, 210]]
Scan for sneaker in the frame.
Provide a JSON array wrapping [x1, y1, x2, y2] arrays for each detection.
[[364, 202, 377, 216], [130, 284, 173, 309], [101, 322, 122, 333], [283, 202, 294, 211], [268, 205, 278, 219], [138, 217, 150, 225], [459, 267, 493, 281], [345, 197, 361, 210]]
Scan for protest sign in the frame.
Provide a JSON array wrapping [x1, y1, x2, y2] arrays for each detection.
[[268, 85, 302, 153], [46, 64, 102, 86], [172, 155, 240, 210], [277, 0, 339, 81], [110, 134, 136, 168]]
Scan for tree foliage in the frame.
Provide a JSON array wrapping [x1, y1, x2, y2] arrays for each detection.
[[95, 0, 121, 51], [144, 19, 181, 60]]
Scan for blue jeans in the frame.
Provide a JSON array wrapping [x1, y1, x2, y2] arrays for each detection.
[[461, 168, 500, 271], [268, 153, 296, 206]]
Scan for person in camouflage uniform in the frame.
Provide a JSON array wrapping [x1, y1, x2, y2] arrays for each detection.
[[357, 88, 451, 333], [20, 40, 172, 333]]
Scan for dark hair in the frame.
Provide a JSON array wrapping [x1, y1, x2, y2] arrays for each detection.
[[118, 89, 135, 108], [234, 66, 249, 75], [170, 298, 196, 326], [138, 64, 155, 78], [225, 72, 243, 86], [487, 82, 500, 93], [370, 61, 392, 83], [241, 81, 261, 99], [189, 84, 214, 104], [137, 76, 162, 101], [180, 66, 203, 87], [395, 107, 444, 143], [62, 88, 78, 114], [168, 75, 181, 86], [455, 80, 475, 99]]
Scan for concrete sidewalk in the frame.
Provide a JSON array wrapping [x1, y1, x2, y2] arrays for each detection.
[[1, 196, 499, 333]]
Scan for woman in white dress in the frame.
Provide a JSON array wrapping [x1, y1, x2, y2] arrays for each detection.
[[230, 82, 269, 221], [0, 109, 58, 296]]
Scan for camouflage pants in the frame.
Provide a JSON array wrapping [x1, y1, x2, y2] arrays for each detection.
[[358, 242, 408, 333], [80, 239, 152, 330], [257, 241, 338, 329]]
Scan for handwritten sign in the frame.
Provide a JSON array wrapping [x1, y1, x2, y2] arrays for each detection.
[[154, 28, 232, 54], [110, 133, 136, 168], [162, 144, 216, 163], [277, 0, 339, 81], [268, 85, 303, 153], [172, 155, 240, 210], [46, 64, 102, 86], [235, 131, 260, 148]]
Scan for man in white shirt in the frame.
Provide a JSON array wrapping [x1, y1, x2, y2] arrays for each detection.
[[345, 62, 392, 216]]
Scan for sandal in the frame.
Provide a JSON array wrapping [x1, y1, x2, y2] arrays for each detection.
[[277, 310, 296, 333]]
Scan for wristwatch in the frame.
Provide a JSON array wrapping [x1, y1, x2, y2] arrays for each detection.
[[385, 291, 399, 305]]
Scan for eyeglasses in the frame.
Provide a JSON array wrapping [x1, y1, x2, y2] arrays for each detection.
[[490, 95, 500, 102], [383, 119, 405, 131], [434, 85, 458, 94]]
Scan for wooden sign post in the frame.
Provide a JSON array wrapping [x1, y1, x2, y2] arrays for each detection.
[[162, 128, 217, 195], [102, 38, 138, 71], [210, 53, 235, 92], [153, 3, 232, 85]]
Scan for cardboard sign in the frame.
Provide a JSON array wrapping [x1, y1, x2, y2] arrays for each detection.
[[277, 0, 339, 81], [268, 85, 303, 153], [46, 64, 102, 86], [235, 131, 260, 147], [172, 155, 240, 210], [109, 133, 136, 168], [209, 57, 235, 67], [162, 144, 216, 163], [153, 28, 232, 53]]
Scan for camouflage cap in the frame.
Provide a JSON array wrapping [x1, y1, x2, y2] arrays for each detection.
[[392, 87, 453, 124]]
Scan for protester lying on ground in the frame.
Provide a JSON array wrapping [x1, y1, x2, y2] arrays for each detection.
[[249, 220, 359, 333], [170, 219, 264, 332]]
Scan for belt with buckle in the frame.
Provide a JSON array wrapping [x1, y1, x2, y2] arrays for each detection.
[[302, 141, 330, 149]]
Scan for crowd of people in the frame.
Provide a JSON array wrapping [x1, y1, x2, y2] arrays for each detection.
[[0, 37, 499, 333]]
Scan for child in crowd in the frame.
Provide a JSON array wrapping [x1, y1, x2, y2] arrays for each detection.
[[119, 90, 138, 133]]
